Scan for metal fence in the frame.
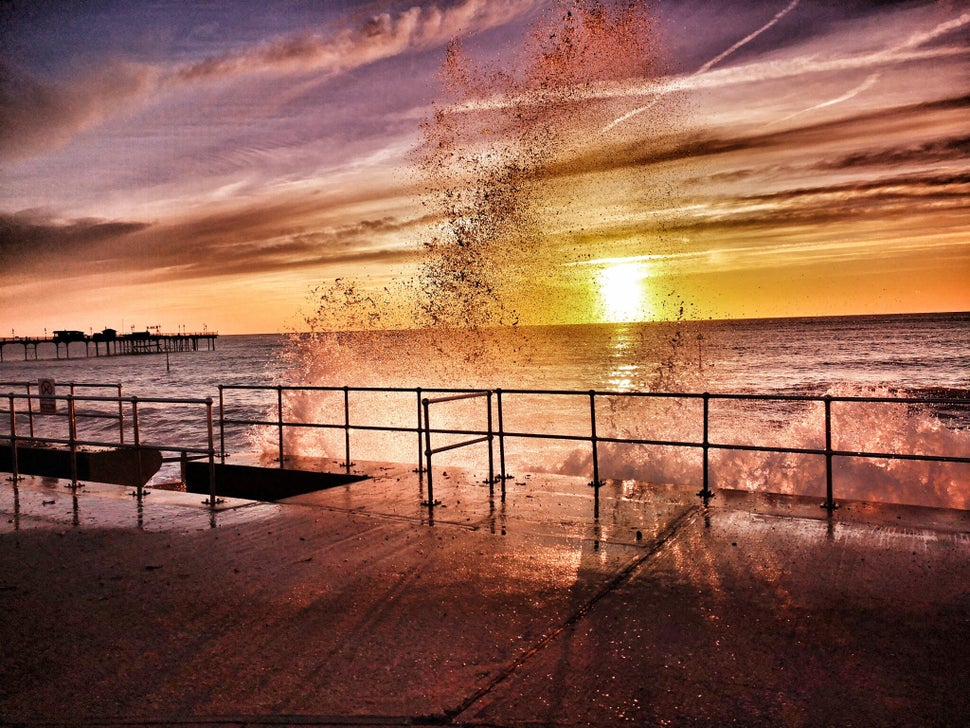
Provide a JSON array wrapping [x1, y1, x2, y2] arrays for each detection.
[[219, 384, 970, 513], [1, 381, 125, 442], [2, 388, 217, 501], [3, 381, 968, 512]]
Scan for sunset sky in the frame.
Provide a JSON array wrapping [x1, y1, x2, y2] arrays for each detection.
[[2, 0, 968, 335]]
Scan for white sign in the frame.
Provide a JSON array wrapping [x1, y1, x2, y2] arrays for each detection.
[[38, 378, 56, 414]]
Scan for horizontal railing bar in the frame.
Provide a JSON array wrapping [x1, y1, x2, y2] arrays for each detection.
[[498, 387, 706, 398], [423, 391, 490, 405], [706, 442, 970, 464], [224, 417, 500, 441], [498, 429, 610, 444], [139, 442, 212, 455], [7, 411, 92, 418], [5, 393, 211, 406], [1, 381, 121, 389], [830, 449, 970, 465], [494, 388, 970, 406], [219, 383, 475, 395], [161, 454, 209, 463], [7, 436, 212, 457], [827, 395, 970, 406], [221, 418, 420, 436], [430, 435, 490, 456]]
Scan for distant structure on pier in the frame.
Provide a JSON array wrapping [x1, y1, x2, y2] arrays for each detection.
[[0, 327, 218, 362]]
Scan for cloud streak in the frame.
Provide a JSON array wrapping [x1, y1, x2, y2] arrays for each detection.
[[0, 0, 534, 160], [600, 0, 802, 133], [168, 0, 531, 84], [0, 199, 424, 285], [448, 6, 969, 132]]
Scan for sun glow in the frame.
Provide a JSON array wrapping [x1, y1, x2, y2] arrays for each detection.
[[596, 261, 653, 323]]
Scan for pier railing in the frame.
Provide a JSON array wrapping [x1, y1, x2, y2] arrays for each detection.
[[219, 384, 970, 512]]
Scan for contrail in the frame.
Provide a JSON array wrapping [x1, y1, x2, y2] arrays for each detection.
[[766, 72, 881, 128], [601, 0, 801, 133], [443, 6, 968, 125], [758, 10, 970, 128], [695, 0, 801, 75], [887, 10, 970, 54]]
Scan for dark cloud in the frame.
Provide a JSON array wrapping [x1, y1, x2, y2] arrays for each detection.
[[818, 135, 970, 170], [0, 203, 423, 285], [679, 172, 970, 231], [0, 212, 150, 267], [142, 214, 421, 281], [0, 60, 159, 160], [544, 93, 970, 183]]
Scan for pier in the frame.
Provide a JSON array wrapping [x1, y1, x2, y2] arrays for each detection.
[[0, 328, 217, 361]]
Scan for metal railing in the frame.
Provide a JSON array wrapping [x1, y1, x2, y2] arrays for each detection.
[[218, 384, 970, 513], [422, 390, 494, 507], [0, 381, 125, 443], [2, 391, 217, 502]]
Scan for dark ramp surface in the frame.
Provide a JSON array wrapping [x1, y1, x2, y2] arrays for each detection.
[[184, 460, 367, 501], [1, 467, 968, 726]]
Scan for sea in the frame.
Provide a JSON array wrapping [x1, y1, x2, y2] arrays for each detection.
[[2, 312, 968, 509]]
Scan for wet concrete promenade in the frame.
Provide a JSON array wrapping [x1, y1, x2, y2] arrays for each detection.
[[1, 465, 969, 726]]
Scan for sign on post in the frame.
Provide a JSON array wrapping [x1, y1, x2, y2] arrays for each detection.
[[38, 378, 56, 414]]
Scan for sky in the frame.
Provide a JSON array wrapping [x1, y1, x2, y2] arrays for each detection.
[[1, 0, 968, 335]]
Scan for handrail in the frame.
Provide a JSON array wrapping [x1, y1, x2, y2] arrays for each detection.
[[1, 392, 217, 504], [421, 390, 494, 508], [9, 382, 966, 514], [2, 381, 125, 442], [218, 383, 970, 513]]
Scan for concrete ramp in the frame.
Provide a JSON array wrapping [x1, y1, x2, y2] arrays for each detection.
[[183, 461, 367, 501], [1, 469, 968, 726], [0, 443, 161, 486]]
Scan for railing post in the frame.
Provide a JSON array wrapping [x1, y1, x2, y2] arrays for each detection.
[[277, 385, 284, 468], [822, 395, 837, 511], [206, 398, 217, 505], [116, 384, 124, 444], [67, 394, 78, 488], [496, 388, 507, 498], [26, 383, 34, 439], [133, 396, 144, 499], [415, 388, 424, 476], [422, 397, 435, 508], [218, 386, 226, 463], [589, 390, 601, 519], [343, 386, 351, 474], [698, 393, 713, 501], [7, 394, 20, 482], [487, 390, 495, 494]]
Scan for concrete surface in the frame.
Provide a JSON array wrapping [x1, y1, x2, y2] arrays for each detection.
[[1, 464, 968, 727]]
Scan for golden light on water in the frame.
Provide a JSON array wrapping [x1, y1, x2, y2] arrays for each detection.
[[596, 261, 654, 323]]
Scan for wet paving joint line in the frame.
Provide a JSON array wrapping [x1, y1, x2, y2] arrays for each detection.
[[440, 505, 702, 725], [294, 502, 482, 531]]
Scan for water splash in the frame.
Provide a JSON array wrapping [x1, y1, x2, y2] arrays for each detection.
[[265, 5, 969, 511], [537, 382, 969, 511], [286, 0, 680, 384], [414, 0, 671, 331]]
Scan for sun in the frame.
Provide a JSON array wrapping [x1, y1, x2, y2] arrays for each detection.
[[596, 261, 653, 323]]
